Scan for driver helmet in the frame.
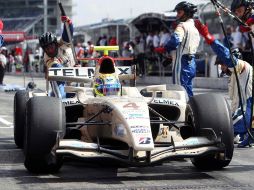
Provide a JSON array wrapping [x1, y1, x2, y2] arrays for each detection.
[[39, 32, 58, 58], [94, 74, 121, 96], [174, 1, 197, 19]]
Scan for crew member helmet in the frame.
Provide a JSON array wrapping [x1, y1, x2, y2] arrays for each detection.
[[214, 56, 232, 76], [174, 1, 197, 18], [231, 48, 243, 59], [94, 74, 121, 96], [231, 0, 253, 11], [39, 32, 58, 58], [39, 32, 57, 48]]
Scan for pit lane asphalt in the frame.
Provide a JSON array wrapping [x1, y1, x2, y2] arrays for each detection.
[[0, 75, 253, 190]]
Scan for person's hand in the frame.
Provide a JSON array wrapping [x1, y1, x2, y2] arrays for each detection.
[[239, 17, 254, 33], [171, 21, 178, 30], [74, 63, 81, 67], [154, 47, 166, 54], [194, 19, 215, 45], [61, 16, 72, 24]]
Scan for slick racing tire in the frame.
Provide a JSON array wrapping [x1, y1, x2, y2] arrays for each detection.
[[186, 93, 234, 170], [24, 96, 66, 173], [14, 90, 29, 148]]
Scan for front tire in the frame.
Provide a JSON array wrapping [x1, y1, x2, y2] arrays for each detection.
[[24, 96, 65, 173], [14, 90, 29, 148], [186, 93, 234, 170]]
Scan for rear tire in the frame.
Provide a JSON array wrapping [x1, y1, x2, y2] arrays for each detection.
[[14, 90, 29, 148], [186, 93, 234, 170], [24, 96, 65, 173]]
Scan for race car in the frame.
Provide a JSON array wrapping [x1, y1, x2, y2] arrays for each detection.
[[14, 46, 234, 173], [13, 46, 136, 149]]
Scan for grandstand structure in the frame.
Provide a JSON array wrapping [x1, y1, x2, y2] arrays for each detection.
[[0, 0, 73, 43]]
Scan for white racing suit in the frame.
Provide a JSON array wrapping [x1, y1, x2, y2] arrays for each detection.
[[211, 39, 252, 138], [164, 19, 200, 97], [44, 23, 75, 98]]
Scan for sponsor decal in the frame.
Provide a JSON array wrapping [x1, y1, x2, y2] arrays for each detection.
[[122, 109, 146, 115], [128, 113, 144, 119], [49, 67, 95, 78], [139, 137, 151, 144], [131, 126, 150, 129], [131, 126, 151, 134], [48, 67, 131, 78], [152, 98, 179, 106], [62, 100, 81, 105], [118, 67, 129, 75], [159, 126, 169, 138]]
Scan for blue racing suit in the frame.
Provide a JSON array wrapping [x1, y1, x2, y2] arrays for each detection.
[[210, 39, 253, 138], [44, 23, 74, 98], [164, 19, 200, 97]]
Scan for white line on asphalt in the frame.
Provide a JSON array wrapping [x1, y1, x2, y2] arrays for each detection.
[[0, 117, 13, 128], [0, 126, 13, 129]]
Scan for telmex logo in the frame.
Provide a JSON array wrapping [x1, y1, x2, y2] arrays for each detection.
[[62, 100, 81, 105], [49, 68, 94, 78], [153, 99, 179, 106], [48, 67, 131, 78]]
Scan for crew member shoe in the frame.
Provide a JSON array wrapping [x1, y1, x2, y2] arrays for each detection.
[[234, 134, 240, 144], [237, 132, 254, 148]]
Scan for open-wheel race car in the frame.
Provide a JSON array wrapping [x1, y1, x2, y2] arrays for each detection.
[[14, 46, 234, 173]]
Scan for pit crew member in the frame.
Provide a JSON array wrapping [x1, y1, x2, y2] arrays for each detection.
[[39, 16, 75, 98], [231, 0, 254, 33], [195, 19, 254, 147], [159, 1, 200, 97]]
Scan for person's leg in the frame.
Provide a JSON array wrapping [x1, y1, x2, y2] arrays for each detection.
[[141, 53, 145, 75], [137, 54, 145, 76], [180, 56, 196, 97], [0, 64, 5, 85], [233, 117, 248, 134], [237, 98, 254, 147], [50, 63, 66, 98]]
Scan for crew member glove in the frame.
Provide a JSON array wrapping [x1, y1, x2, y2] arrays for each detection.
[[61, 16, 72, 24], [154, 47, 166, 54], [0, 19, 3, 33], [239, 17, 254, 33], [194, 19, 215, 45]]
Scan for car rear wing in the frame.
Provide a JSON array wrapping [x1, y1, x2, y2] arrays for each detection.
[[47, 66, 136, 83]]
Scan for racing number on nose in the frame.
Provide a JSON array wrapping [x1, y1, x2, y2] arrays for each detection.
[[123, 103, 139, 109]]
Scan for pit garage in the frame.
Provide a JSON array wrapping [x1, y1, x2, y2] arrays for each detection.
[[130, 12, 177, 77], [130, 12, 208, 78]]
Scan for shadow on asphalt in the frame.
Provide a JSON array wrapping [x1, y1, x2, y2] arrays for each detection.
[[4, 157, 253, 185]]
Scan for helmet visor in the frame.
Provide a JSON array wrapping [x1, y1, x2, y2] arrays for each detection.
[[44, 43, 58, 58], [96, 83, 121, 96]]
